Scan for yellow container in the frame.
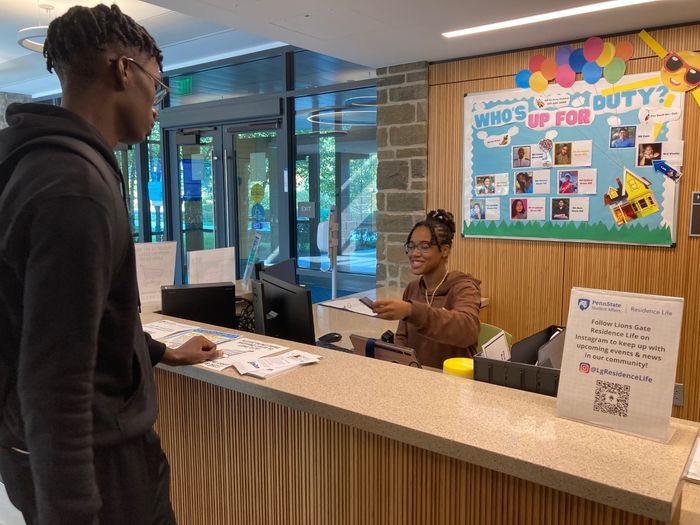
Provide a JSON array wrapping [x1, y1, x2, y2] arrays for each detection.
[[443, 357, 474, 379]]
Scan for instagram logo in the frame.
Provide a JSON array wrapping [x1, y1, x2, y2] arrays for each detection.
[[579, 362, 591, 373]]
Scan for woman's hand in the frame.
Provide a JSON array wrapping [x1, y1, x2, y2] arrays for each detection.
[[372, 299, 412, 321]]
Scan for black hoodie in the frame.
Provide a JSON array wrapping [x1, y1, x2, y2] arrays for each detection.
[[0, 103, 165, 522]]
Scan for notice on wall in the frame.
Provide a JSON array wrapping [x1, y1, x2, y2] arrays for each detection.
[[557, 287, 683, 442]]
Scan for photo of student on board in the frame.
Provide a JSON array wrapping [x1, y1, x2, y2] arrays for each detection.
[[511, 198, 527, 219], [370, 210, 481, 368]]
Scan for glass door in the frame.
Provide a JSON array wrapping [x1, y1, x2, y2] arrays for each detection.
[[167, 123, 288, 283], [172, 129, 219, 282], [225, 125, 286, 274]]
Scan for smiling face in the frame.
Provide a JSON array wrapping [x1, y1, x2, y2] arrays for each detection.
[[661, 50, 700, 92], [517, 147, 525, 159], [406, 225, 446, 276], [619, 129, 628, 139], [560, 145, 569, 156], [515, 200, 524, 213]]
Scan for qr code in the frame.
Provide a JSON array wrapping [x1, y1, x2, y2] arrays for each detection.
[[593, 380, 630, 418]]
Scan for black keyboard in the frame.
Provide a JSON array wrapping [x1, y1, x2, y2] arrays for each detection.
[[315, 340, 354, 353]]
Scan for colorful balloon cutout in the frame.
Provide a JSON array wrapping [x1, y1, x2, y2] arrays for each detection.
[[583, 36, 604, 61], [555, 45, 572, 65], [569, 48, 587, 73], [595, 42, 616, 67], [540, 57, 558, 80], [555, 64, 576, 88], [582, 61, 603, 84], [529, 54, 546, 72], [603, 57, 626, 84], [515, 69, 532, 88], [615, 41, 634, 61], [529, 71, 548, 93]]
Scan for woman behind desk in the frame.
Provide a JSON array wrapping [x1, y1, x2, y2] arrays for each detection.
[[372, 210, 481, 368]]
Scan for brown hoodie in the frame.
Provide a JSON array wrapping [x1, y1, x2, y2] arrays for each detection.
[[394, 271, 481, 368]]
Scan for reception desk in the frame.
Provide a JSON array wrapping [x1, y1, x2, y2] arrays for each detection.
[[146, 313, 697, 525]]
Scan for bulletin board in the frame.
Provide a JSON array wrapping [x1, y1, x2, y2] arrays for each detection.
[[462, 73, 685, 246]]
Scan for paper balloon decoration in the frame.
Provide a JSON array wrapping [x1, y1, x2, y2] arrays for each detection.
[[582, 61, 603, 84], [603, 57, 626, 84], [515, 69, 532, 89], [529, 71, 548, 93], [583, 37, 604, 61], [596, 42, 616, 67], [555, 64, 576, 88]]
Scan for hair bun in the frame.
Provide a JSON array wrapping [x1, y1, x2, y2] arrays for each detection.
[[427, 209, 455, 233]]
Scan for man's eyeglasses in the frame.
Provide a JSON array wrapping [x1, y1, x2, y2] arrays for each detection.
[[662, 53, 700, 88], [121, 57, 169, 106], [404, 241, 436, 254]]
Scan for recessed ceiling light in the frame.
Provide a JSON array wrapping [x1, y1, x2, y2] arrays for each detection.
[[442, 0, 658, 38]]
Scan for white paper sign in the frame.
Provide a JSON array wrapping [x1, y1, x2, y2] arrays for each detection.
[[188, 247, 236, 284], [557, 288, 683, 441], [134, 241, 177, 312]]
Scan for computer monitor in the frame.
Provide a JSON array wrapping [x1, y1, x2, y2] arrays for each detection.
[[252, 272, 315, 345], [257, 258, 297, 284], [161, 282, 236, 328], [349, 334, 422, 368]]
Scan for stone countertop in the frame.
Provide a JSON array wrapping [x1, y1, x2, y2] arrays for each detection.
[[146, 312, 697, 523]]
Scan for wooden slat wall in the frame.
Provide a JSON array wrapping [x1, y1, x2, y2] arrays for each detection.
[[427, 24, 700, 421], [154, 369, 668, 525]]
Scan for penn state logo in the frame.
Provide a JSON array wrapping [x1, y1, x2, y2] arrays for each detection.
[[578, 298, 590, 310]]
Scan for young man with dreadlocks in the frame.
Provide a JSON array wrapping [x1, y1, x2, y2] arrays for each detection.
[[0, 4, 223, 523]]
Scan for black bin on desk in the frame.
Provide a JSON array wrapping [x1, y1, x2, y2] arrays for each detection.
[[473, 325, 562, 397]]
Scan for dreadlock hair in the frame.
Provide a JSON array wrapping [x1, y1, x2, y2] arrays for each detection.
[[406, 209, 456, 249], [44, 4, 163, 81]]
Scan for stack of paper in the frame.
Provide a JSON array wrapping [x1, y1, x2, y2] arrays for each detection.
[[685, 437, 700, 484], [143, 319, 198, 340], [199, 338, 290, 371], [230, 350, 321, 379], [481, 330, 511, 361], [160, 328, 240, 348]]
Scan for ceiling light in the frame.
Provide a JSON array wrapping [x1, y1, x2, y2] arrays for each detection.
[[17, 4, 54, 53], [442, 0, 658, 38]]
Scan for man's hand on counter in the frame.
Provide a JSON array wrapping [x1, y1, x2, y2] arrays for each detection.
[[160, 335, 223, 366]]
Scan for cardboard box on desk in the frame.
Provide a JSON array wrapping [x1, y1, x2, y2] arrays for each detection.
[[473, 326, 563, 397]]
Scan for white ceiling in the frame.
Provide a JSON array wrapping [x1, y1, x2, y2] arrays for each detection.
[[2, 0, 700, 98], [0, 0, 283, 97], [148, 0, 700, 67]]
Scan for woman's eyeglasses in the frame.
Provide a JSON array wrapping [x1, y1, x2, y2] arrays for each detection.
[[662, 53, 700, 88], [404, 241, 436, 254]]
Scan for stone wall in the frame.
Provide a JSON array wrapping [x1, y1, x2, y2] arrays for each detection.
[[0, 92, 31, 129], [375, 61, 428, 287]]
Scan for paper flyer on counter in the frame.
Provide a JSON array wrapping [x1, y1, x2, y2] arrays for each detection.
[[557, 287, 683, 441]]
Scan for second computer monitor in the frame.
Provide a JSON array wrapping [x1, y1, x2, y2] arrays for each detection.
[[253, 272, 315, 345], [257, 258, 296, 285]]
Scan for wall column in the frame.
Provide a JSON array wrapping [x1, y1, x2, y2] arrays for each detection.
[[375, 62, 428, 288], [0, 92, 32, 129]]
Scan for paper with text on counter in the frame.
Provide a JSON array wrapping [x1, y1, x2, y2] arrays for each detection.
[[557, 287, 683, 442], [198, 339, 290, 372]]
